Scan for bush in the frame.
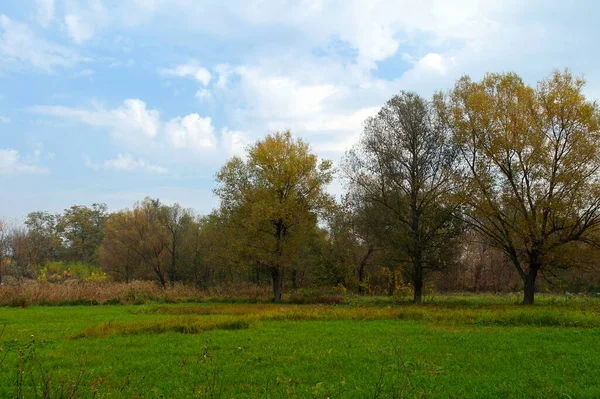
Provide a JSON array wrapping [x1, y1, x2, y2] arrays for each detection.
[[36, 262, 107, 283]]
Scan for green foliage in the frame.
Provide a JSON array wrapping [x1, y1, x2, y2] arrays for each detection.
[[215, 130, 334, 301], [36, 261, 107, 283]]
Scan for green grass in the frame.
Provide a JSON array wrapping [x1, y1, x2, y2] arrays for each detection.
[[1, 295, 600, 398]]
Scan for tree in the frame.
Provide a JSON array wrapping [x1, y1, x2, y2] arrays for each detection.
[[100, 198, 168, 286], [100, 212, 142, 283], [158, 203, 194, 283], [58, 204, 108, 264], [344, 91, 460, 303], [0, 218, 10, 285], [447, 70, 600, 304], [24, 211, 61, 265], [322, 197, 377, 293], [215, 130, 334, 302]]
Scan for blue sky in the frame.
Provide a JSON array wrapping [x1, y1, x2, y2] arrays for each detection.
[[1, 0, 599, 220]]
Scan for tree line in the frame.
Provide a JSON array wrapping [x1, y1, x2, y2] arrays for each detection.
[[2, 70, 600, 304]]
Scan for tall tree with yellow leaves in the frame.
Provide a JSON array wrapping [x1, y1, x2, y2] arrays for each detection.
[[448, 70, 600, 304], [215, 131, 334, 302]]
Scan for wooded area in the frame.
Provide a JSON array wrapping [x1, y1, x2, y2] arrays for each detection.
[[2, 70, 600, 305]]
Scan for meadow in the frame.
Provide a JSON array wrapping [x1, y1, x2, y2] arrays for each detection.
[[1, 293, 600, 398]]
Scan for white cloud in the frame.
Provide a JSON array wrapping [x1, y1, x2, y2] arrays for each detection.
[[166, 114, 216, 152], [398, 53, 456, 81], [0, 148, 48, 175], [33, 99, 218, 155], [160, 61, 212, 85], [214, 64, 233, 88], [112, 99, 160, 138], [64, 14, 95, 44], [104, 153, 167, 174], [34, 0, 55, 27], [195, 88, 211, 101], [221, 128, 249, 158], [33, 99, 160, 146], [62, 0, 110, 44], [91, 0, 508, 68], [0, 116, 9, 123], [0, 14, 84, 71], [212, 62, 387, 157]]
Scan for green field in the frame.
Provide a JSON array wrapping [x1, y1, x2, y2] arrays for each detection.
[[1, 295, 600, 398]]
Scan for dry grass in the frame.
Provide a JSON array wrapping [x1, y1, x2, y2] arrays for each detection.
[[70, 316, 249, 339], [0, 281, 273, 307], [72, 302, 600, 339], [0, 280, 198, 307], [127, 302, 600, 330]]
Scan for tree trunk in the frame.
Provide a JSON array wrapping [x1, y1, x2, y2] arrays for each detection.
[[0, 260, 3, 285], [291, 269, 298, 290], [523, 265, 539, 305], [154, 264, 167, 289], [272, 267, 283, 302], [357, 245, 374, 295], [388, 270, 396, 296], [358, 265, 365, 295], [413, 260, 423, 303]]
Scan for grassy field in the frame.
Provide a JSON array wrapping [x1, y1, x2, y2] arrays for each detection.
[[1, 294, 600, 398]]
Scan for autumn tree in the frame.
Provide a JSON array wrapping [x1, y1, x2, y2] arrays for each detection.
[[100, 212, 142, 283], [100, 198, 168, 286], [322, 196, 377, 293], [58, 203, 108, 264], [447, 70, 600, 304], [158, 203, 194, 283], [0, 218, 10, 285], [24, 211, 62, 265], [215, 130, 334, 302], [345, 91, 461, 303]]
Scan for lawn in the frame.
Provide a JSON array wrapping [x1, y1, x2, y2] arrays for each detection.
[[1, 295, 600, 398]]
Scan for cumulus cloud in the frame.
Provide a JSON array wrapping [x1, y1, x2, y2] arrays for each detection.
[[221, 128, 249, 158], [166, 114, 217, 152], [32, 99, 218, 155], [0, 14, 84, 71], [160, 61, 212, 85], [0, 148, 48, 175]]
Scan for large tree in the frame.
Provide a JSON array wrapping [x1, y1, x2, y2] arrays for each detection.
[[215, 130, 334, 302], [24, 211, 61, 265], [58, 203, 108, 264], [344, 91, 460, 303], [448, 70, 600, 304], [158, 203, 194, 283], [100, 198, 168, 286]]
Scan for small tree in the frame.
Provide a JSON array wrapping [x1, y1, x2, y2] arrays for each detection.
[[448, 70, 600, 304], [0, 218, 10, 285], [215, 130, 334, 302]]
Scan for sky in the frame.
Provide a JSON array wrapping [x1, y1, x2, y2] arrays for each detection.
[[1, 0, 599, 220]]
